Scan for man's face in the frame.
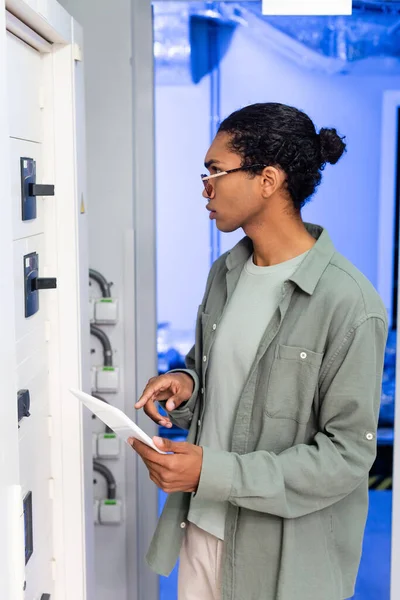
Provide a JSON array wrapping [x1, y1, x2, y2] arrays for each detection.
[[202, 133, 267, 233]]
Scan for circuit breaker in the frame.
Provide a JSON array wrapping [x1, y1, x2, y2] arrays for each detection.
[[97, 433, 119, 459], [20, 157, 55, 221], [99, 499, 122, 524], [23, 252, 57, 318], [94, 298, 119, 324], [95, 366, 119, 393]]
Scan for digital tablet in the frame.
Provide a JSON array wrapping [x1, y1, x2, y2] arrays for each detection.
[[69, 388, 167, 454]]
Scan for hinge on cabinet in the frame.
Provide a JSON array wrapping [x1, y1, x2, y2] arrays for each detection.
[[73, 43, 82, 62], [48, 478, 55, 501], [51, 558, 56, 581], [39, 86, 45, 109], [47, 415, 53, 438]]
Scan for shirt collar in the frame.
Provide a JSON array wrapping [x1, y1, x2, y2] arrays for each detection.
[[225, 223, 336, 296]]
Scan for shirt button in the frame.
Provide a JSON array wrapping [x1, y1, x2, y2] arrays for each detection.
[[180, 522, 186, 529], [366, 432, 374, 441], [200, 388, 204, 394], [203, 355, 207, 362], [198, 420, 201, 427], [212, 324, 217, 330], [300, 352, 307, 360]]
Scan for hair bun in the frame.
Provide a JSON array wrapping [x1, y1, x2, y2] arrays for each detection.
[[319, 128, 346, 165]]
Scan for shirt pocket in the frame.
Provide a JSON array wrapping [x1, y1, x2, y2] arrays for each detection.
[[265, 344, 324, 423]]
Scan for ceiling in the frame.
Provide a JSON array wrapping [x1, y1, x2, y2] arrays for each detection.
[[153, 0, 400, 81]]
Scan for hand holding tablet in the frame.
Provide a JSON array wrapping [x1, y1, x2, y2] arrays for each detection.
[[69, 388, 167, 454]]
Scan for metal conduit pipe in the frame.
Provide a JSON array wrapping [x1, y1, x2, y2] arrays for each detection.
[[90, 324, 113, 367], [93, 460, 117, 500], [89, 269, 112, 298]]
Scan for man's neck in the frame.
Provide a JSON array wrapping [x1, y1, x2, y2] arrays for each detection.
[[244, 212, 316, 268]]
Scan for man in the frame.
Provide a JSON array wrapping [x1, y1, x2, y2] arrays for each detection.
[[131, 103, 387, 600]]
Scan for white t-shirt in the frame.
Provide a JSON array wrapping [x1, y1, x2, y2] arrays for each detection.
[[188, 250, 310, 540]]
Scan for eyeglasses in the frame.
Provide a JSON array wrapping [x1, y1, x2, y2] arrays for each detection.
[[201, 164, 267, 197]]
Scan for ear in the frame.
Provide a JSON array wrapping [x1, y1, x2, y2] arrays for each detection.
[[260, 166, 285, 198]]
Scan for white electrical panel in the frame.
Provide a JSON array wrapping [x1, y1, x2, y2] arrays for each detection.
[[95, 366, 119, 393], [95, 299, 118, 325], [97, 433, 119, 459], [9, 29, 57, 599], [99, 499, 122, 525]]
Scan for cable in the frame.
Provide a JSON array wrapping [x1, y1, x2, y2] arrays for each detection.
[[90, 324, 113, 366], [89, 269, 112, 298], [92, 393, 113, 433], [93, 460, 117, 500]]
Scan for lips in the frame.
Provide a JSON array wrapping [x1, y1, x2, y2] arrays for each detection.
[[208, 210, 217, 221]]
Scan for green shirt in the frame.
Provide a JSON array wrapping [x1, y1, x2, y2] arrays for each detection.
[[147, 223, 388, 600]]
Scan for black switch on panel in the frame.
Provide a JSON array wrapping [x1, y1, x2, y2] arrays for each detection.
[[17, 389, 31, 423], [24, 252, 57, 318], [40, 595, 51, 600], [32, 277, 57, 291], [20, 157, 55, 221], [29, 183, 55, 197]]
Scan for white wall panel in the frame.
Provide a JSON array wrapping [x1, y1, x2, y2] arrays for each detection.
[[19, 403, 53, 599], [0, 5, 21, 600], [7, 32, 42, 142], [3, 3, 92, 600]]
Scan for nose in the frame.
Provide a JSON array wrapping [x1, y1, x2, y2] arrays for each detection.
[[202, 182, 215, 199]]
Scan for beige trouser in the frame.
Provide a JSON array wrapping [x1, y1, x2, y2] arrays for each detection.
[[178, 523, 224, 600]]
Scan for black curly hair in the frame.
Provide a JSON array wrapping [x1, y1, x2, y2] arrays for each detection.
[[218, 103, 346, 212]]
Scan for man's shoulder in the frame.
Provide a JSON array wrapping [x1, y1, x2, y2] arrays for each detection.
[[322, 252, 387, 324], [211, 250, 230, 270]]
